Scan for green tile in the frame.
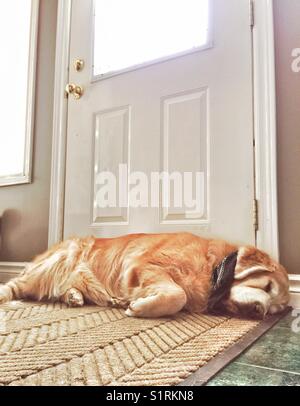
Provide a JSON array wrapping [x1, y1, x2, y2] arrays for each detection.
[[208, 312, 300, 385], [207, 363, 300, 386], [235, 319, 300, 374], [276, 312, 299, 330]]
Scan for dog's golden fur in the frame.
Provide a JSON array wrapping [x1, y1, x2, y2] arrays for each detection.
[[0, 233, 290, 318]]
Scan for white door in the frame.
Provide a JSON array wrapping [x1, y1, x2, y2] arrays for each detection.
[[64, 0, 255, 245]]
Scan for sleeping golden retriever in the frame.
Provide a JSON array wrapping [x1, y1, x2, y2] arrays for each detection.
[[0, 233, 290, 318]]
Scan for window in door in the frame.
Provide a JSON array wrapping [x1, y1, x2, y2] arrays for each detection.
[[93, 0, 210, 78]]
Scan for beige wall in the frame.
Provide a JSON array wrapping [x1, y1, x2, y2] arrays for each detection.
[[0, 0, 58, 262], [274, 0, 300, 274]]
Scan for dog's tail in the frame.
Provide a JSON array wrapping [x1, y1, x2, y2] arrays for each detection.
[[0, 274, 28, 304]]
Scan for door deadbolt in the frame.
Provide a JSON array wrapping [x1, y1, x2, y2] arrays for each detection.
[[74, 59, 84, 72]]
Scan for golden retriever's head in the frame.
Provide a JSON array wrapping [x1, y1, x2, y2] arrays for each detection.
[[222, 246, 290, 318]]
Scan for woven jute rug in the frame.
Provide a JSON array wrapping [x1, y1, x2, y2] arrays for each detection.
[[0, 301, 282, 386]]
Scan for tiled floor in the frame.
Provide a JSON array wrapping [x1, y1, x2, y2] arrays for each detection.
[[207, 311, 300, 386]]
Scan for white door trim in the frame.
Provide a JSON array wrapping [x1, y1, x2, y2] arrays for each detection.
[[48, 0, 72, 247], [252, 0, 279, 261], [48, 0, 279, 256]]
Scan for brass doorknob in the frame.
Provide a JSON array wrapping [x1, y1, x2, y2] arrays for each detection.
[[65, 83, 84, 100]]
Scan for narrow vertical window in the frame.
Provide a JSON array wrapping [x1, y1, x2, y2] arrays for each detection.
[[0, 0, 39, 186]]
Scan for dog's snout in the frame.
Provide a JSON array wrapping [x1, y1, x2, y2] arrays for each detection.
[[269, 303, 287, 315]]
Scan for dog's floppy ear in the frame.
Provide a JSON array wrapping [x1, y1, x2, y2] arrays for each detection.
[[234, 246, 274, 280], [234, 265, 272, 280]]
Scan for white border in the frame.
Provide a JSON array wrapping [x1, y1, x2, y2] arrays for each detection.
[[48, 0, 280, 260], [252, 0, 279, 260], [0, 0, 39, 188]]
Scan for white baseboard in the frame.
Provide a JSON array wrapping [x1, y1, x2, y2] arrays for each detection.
[[0, 262, 27, 283], [289, 275, 300, 309]]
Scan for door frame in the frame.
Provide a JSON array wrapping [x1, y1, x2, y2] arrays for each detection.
[[49, 0, 279, 258]]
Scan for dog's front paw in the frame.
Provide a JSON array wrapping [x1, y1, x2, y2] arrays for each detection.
[[64, 288, 84, 307], [125, 300, 143, 317], [125, 308, 135, 317]]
